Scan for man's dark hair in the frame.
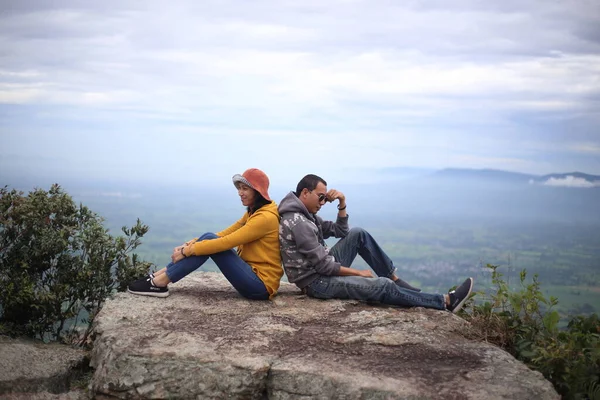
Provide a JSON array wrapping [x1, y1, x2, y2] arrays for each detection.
[[248, 191, 271, 214], [295, 174, 327, 197]]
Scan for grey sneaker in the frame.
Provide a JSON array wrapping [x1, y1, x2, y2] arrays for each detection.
[[447, 277, 473, 313], [128, 277, 169, 298], [394, 278, 421, 292]]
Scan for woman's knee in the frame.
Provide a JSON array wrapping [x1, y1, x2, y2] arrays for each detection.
[[241, 291, 270, 301], [198, 232, 218, 240]]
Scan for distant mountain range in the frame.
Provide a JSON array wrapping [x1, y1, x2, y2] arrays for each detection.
[[432, 168, 534, 182], [430, 168, 600, 188], [349, 167, 600, 224]]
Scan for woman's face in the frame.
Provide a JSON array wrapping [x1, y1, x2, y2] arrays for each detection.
[[237, 183, 256, 207]]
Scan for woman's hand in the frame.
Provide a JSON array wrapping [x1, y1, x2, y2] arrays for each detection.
[[171, 246, 187, 263]]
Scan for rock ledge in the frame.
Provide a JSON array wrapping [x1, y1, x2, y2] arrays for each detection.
[[90, 272, 559, 399]]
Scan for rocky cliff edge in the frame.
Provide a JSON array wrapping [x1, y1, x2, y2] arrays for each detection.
[[90, 272, 559, 399]]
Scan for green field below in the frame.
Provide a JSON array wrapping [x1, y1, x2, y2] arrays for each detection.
[[87, 194, 600, 320]]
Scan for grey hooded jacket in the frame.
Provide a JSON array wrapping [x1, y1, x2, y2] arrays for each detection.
[[278, 191, 349, 288]]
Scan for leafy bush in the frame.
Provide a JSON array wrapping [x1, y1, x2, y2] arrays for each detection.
[[464, 264, 600, 399], [0, 184, 151, 345]]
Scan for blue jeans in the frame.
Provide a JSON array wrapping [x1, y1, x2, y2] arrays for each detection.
[[306, 227, 446, 310], [165, 232, 269, 300]]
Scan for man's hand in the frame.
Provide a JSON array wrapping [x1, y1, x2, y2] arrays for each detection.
[[338, 266, 374, 278], [356, 269, 374, 278], [326, 189, 346, 208]]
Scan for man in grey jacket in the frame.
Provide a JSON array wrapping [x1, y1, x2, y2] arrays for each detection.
[[278, 174, 473, 313]]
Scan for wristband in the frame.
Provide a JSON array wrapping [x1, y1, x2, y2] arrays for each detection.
[[180, 247, 186, 258], [337, 204, 347, 211]]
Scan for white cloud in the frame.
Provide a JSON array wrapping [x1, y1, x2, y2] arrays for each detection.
[[570, 143, 600, 155], [542, 176, 600, 188], [1, 0, 599, 182], [2, 2, 599, 114]]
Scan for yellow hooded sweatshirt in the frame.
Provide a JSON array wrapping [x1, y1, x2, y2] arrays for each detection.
[[182, 201, 283, 298]]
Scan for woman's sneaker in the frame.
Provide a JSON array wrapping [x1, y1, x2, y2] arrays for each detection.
[[447, 277, 473, 313], [138, 272, 155, 280], [128, 277, 169, 298]]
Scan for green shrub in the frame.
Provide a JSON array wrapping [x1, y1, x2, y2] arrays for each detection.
[[464, 264, 600, 399], [0, 184, 151, 345]]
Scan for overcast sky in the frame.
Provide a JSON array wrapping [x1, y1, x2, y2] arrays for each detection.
[[1, 0, 599, 188]]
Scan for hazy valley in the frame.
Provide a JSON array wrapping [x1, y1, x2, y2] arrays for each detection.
[[4, 168, 600, 318]]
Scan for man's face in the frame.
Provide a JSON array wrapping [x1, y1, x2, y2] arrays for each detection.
[[301, 182, 328, 214]]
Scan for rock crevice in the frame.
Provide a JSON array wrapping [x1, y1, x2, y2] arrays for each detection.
[[0, 336, 88, 399]]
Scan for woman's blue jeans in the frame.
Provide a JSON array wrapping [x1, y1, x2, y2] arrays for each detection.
[[165, 232, 269, 300], [306, 227, 446, 310]]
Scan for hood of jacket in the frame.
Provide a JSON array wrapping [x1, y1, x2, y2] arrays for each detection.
[[278, 191, 316, 222], [255, 200, 279, 218]]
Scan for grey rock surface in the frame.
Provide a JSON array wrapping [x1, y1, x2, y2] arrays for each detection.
[[0, 391, 87, 400], [90, 272, 559, 399], [0, 336, 87, 396]]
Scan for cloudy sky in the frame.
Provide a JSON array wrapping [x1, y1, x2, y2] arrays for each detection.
[[1, 0, 599, 187]]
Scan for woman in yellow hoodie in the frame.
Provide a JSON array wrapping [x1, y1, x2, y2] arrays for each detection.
[[127, 168, 282, 300]]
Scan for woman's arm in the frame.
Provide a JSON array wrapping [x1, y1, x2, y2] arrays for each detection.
[[175, 215, 246, 251], [216, 215, 247, 237], [183, 213, 276, 257]]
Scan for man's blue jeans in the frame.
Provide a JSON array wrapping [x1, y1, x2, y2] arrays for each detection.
[[165, 232, 269, 300], [306, 227, 446, 310]]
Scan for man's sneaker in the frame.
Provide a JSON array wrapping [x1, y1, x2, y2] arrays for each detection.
[[128, 277, 169, 298], [447, 277, 474, 313], [394, 278, 421, 292]]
